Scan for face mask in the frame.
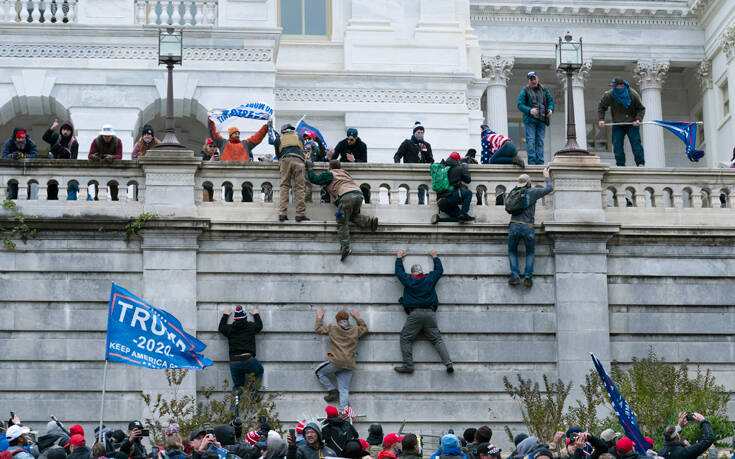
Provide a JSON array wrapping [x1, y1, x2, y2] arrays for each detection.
[[414, 133, 424, 141]]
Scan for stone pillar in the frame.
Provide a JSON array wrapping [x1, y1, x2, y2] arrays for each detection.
[[140, 148, 201, 217], [697, 59, 718, 168], [481, 55, 513, 136], [557, 60, 592, 150], [466, 78, 487, 148], [634, 60, 670, 168]]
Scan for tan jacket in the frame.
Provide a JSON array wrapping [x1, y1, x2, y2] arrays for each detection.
[[315, 316, 368, 370], [326, 169, 361, 201]]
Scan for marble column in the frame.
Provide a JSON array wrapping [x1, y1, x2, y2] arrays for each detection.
[[557, 60, 592, 150], [697, 59, 718, 168], [481, 55, 513, 136], [634, 60, 670, 168]]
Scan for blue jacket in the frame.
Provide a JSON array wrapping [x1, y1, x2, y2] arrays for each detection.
[[517, 85, 555, 125], [395, 257, 443, 309]]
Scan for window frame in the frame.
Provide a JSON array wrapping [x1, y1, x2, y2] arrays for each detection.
[[720, 80, 729, 118], [277, 0, 332, 40]]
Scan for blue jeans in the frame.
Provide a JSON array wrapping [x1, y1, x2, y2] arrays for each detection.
[[612, 125, 645, 166], [508, 223, 535, 279], [315, 362, 353, 411], [524, 118, 546, 165], [229, 358, 264, 396], [405, 187, 426, 205], [489, 142, 518, 164], [438, 189, 472, 221]]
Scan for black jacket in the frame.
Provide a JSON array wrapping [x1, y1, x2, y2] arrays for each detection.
[[287, 423, 336, 459], [321, 417, 359, 456], [68, 446, 92, 459], [332, 138, 367, 162], [437, 157, 471, 199], [42, 121, 78, 159], [571, 435, 607, 459], [119, 439, 147, 459], [658, 421, 714, 459], [394, 137, 433, 164], [218, 313, 263, 359], [395, 257, 443, 310]]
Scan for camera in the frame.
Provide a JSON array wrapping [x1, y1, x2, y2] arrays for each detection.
[[204, 424, 214, 435], [685, 414, 694, 421], [231, 417, 243, 440], [570, 433, 579, 442], [141, 429, 150, 437]]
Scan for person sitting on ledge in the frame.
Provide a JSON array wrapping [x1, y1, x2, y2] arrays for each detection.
[[431, 152, 474, 224], [89, 125, 122, 162], [131, 124, 160, 159], [480, 125, 524, 168], [208, 119, 267, 162], [2, 127, 38, 159], [43, 119, 78, 159]]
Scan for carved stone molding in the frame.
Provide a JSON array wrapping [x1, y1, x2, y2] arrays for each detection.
[[723, 26, 735, 61], [480, 55, 513, 85], [634, 60, 670, 90], [275, 88, 465, 105], [556, 59, 592, 89], [697, 59, 713, 91], [0, 44, 273, 61], [690, 0, 715, 18], [466, 96, 481, 110]]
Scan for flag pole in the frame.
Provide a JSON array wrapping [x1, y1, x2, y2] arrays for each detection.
[[604, 121, 704, 126], [98, 359, 109, 444]]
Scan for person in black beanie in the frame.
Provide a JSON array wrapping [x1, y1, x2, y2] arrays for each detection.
[[394, 122, 433, 204], [219, 305, 264, 399], [366, 424, 384, 458]]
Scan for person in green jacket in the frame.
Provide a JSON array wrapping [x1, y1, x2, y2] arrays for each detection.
[[517, 71, 554, 165]]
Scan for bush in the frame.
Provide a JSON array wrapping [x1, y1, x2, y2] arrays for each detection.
[[503, 374, 572, 442]]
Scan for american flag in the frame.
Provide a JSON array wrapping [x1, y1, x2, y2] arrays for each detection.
[[340, 405, 355, 421]]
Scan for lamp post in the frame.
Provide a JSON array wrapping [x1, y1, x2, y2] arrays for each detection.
[[554, 32, 591, 156], [155, 27, 186, 149]]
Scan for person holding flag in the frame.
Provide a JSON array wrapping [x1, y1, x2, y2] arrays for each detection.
[[207, 118, 268, 162], [598, 76, 647, 167]]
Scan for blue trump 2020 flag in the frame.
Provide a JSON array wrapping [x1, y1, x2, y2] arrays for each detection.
[[296, 118, 329, 152], [651, 120, 704, 162], [591, 353, 649, 454], [105, 283, 212, 370]]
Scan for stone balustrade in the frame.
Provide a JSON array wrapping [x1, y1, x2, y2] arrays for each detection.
[[0, 0, 78, 24], [134, 0, 217, 27]]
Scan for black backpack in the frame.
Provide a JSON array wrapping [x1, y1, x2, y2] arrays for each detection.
[[324, 422, 357, 456], [505, 186, 530, 215]]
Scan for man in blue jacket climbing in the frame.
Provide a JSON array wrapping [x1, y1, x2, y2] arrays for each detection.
[[394, 249, 453, 374]]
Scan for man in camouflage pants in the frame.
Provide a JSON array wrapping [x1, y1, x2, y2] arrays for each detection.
[[307, 159, 378, 261]]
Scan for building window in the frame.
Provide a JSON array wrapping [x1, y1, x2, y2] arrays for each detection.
[[280, 0, 329, 37], [721, 81, 729, 117], [586, 122, 610, 151], [507, 119, 525, 150]]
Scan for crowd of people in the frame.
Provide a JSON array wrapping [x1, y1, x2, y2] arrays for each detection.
[[0, 410, 719, 459]]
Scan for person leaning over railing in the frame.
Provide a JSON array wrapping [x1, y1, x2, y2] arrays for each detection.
[[199, 138, 219, 201], [43, 119, 78, 159], [88, 125, 122, 162], [331, 127, 367, 163], [131, 124, 160, 160], [2, 127, 38, 160]]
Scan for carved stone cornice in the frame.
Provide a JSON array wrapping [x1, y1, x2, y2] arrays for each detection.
[[697, 59, 712, 91], [723, 27, 735, 61], [480, 55, 513, 85], [634, 60, 670, 90], [689, 0, 715, 19], [275, 88, 466, 105], [556, 59, 592, 89], [0, 44, 273, 61]]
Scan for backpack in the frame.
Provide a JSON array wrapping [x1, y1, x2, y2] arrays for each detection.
[[430, 163, 453, 194], [505, 186, 530, 215], [324, 422, 357, 457]]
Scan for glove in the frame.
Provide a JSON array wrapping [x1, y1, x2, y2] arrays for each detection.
[[103, 155, 114, 163], [90, 153, 100, 161], [11, 152, 20, 160], [305, 159, 314, 170]]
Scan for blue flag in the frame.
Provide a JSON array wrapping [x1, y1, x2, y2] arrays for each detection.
[[651, 121, 704, 162], [296, 118, 329, 152], [209, 102, 274, 128], [105, 283, 212, 370], [591, 353, 649, 455]]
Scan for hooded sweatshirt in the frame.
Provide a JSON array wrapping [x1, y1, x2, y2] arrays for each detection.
[[430, 435, 466, 459], [287, 423, 336, 459], [315, 316, 368, 370], [516, 437, 542, 457], [2, 127, 39, 158], [218, 313, 263, 359], [42, 121, 78, 159]]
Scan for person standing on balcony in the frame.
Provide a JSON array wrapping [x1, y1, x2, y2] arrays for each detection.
[[480, 125, 525, 168], [43, 119, 78, 159], [306, 159, 378, 260], [598, 76, 646, 167], [207, 119, 268, 162], [270, 120, 310, 222], [394, 122, 434, 205], [2, 127, 38, 159], [506, 168, 553, 288], [517, 71, 554, 165], [131, 124, 160, 159], [394, 249, 453, 374], [88, 125, 122, 162], [332, 128, 367, 163]]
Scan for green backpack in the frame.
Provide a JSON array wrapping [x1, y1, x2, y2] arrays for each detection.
[[505, 186, 530, 215], [430, 163, 453, 194]]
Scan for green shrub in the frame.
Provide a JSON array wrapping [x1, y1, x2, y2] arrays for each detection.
[[503, 374, 572, 442]]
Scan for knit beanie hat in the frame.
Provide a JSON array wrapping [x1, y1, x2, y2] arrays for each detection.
[[346, 127, 358, 137], [296, 420, 306, 435], [228, 126, 240, 137], [413, 121, 424, 134], [325, 405, 339, 419], [245, 431, 260, 446], [142, 124, 154, 136], [233, 305, 246, 321]]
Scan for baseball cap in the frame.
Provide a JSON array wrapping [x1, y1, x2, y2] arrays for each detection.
[[609, 76, 626, 87], [128, 420, 144, 431], [476, 443, 501, 457], [189, 428, 206, 441], [527, 71, 537, 79], [6, 425, 31, 442], [616, 438, 636, 455], [383, 433, 404, 448], [64, 434, 86, 448], [600, 429, 620, 443]]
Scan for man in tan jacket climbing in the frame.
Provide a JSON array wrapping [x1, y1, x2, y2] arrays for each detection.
[[314, 308, 368, 410]]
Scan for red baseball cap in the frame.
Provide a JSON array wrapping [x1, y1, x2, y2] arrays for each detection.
[[65, 434, 86, 447], [383, 433, 404, 448], [644, 437, 654, 449], [70, 425, 84, 436], [616, 438, 635, 455], [449, 152, 461, 161]]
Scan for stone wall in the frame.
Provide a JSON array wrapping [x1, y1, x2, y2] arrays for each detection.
[[2, 153, 735, 449]]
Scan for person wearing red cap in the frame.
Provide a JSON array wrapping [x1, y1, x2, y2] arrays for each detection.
[[377, 434, 403, 459], [2, 127, 38, 160], [430, 152, 474, 224], [321, 405, 359, 456], [219, 305, 263, 401], [66, 434, 91, 459]]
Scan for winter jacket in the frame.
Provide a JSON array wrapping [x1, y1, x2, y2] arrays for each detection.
[[509, 177, 553, 225], [321, 417, 359, 456], [368, 445, 383, 459], [88, 136, 123, 160], [617, 451, 648, 459], [208, 120, 267, 162], [2, 127, 39, 159], [119, 438, 146, 459], [315, 316, 368, 370], [273, 130, 306, 161], [265, 437, 288, 459], [68, 446, 93, 459], [431, 435, 467, 459], [597, 87, 646, 124], [218, 313, 263, 359], [658, 421, 714, 459], [332, 138, 367, 162], [377, 450, 398, 459], [394, 137, 433, 164], [42, 121, 78, 159], [437, 157, 471, 200], [214, 424, 259, 459], [6, 448, 35, 459], [517, 84, 555, 125], [131, 137, 160, 159], [307, 168, 361, 205], [395, 257, 443, 310], [286, 423, 336, 459]]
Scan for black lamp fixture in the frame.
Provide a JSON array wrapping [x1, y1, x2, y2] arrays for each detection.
[[554, 32, 591, 157]]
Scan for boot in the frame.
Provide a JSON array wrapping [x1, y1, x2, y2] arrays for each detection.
[[512, 156, 525, 169], [324, 389, 339, 402]]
